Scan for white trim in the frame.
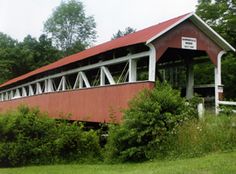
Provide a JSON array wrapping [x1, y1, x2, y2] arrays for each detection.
[[62, 76, 66, 91], [100, 67, 105, 86], [80, 72, 90, 88], [0, 94, 3, 101], [13, 89, 21, 99], [146, 12, 194, 44], [47, 79, 54, 92], [146, 13, 235, 52], [217, 51, 225, 85], [129, 59, 137, 82], [219, 101, 236, 106], [101, 66, 115, 85], [57, 76, 63, 91], [73, 72, 80, 89], [10, 91, 13, 99], [191, 14, 235, 52], [22, 87, 27, 97], [29, 85, 34, 96], [36, 82, 42, 94], [147, 43, 156, 81], [5, 92, 9, 100], [214, 51, 226, 114], [73, 72, 91, 89]]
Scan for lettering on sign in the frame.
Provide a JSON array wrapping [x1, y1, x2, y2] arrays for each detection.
[[181, 37, 197, 50]]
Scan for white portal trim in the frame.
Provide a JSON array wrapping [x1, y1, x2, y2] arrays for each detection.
[[146, 12, 235, 52], [215, 50, 226, 114], [191, 14, 235, 52], [146, 12, 194, 44], [147, 43, 156, 81]]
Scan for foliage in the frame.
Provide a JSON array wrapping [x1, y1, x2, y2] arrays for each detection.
[[0, 33, 61, 84], [111, 27, 136, 40], [12, 35, 62, 77], [0, 105, 101, 167], [44, 0, 96, 55], [196, 0, 236, 47], [0, 32, 18, 83], [105, 82, 197, 162], [194, 60, 214, 85], [222, 53, 236, 100], [165, 114, 236, 158]]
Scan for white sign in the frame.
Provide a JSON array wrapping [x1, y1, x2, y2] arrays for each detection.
[[181, 37, 197, 50]]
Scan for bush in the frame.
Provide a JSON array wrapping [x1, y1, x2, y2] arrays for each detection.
[[0, 105, 101, 167], [165, 114, 236, 158], [105, 82, 197, 162]]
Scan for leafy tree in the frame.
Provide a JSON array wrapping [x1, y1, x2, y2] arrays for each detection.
[[196, 0, 236, 47], [111, 27, 136, 40], [196, 0, 236, 99], [16, 34, 61, 72], [0, 33, 18, 83], [0, 33, 61, 84], [44, 0, 96, 56]]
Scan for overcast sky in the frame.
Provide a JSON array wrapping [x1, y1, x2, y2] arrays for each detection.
[[0, 0, 198, 45]]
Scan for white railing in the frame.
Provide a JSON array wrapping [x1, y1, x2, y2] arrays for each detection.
[[219, 101, 236, 113], [0, 51, 152, 102]]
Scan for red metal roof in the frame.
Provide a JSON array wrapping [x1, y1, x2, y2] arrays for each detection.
[[0, 13, 191, 88]]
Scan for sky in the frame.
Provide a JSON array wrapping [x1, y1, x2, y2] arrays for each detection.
[[0, 0, 198, 45]]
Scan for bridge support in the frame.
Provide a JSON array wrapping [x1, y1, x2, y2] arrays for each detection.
[[215, 50, 225, 114]]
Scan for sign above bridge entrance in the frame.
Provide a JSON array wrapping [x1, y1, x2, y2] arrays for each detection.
[[181, 37, 197, 50]]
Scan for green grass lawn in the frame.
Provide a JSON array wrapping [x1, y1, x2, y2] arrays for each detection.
[[1, 151, 236, 174]]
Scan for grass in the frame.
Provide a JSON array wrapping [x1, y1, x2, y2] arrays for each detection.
[[1, 151, 236, 174]]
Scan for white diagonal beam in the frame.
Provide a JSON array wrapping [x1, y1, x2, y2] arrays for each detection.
[[22, 87, 27, 97], [14, 89, 21, 99], [29, 85, 34, 96], [101, 66, 115, 85], [36, 82, 42, 94], [80, 71, 91, 88]]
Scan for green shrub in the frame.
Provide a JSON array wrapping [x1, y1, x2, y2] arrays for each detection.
[[165, 114, 236, 158], [0, 105, 101, 167], [105, 82, 197, 162]]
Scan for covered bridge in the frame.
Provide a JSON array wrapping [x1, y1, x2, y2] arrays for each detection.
[[0, 13, 235, 122]]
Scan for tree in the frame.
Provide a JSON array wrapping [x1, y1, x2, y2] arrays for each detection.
[[196, 0, 236, 47], [196, 0, 236, 99], [0, 33, 18, 83], [44, 0, 96, 56], [11, 35, 62, 76], [111, 27, 136, 40], [0, 33, 61, 84]]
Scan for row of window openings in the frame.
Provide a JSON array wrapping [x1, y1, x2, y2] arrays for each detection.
[[0, 61, 149, 101]]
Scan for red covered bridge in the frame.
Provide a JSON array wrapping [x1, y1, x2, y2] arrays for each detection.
[[0, 13, 235, 122]]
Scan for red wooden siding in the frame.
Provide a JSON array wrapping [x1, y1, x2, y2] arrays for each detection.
[[0, 82, 154, 123], [152, 20, 222, 64]]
